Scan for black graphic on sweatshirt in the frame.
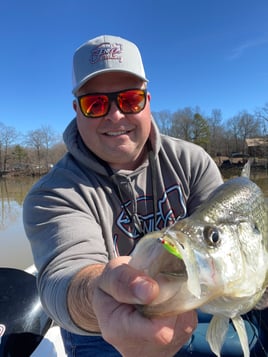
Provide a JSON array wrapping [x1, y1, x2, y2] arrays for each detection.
[[113, 184, 187, 256]]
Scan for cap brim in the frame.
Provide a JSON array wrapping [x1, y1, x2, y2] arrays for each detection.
[[72, 69, 148, 94]]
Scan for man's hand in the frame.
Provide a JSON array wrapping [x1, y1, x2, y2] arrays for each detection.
[[93, 256, 197, 357]]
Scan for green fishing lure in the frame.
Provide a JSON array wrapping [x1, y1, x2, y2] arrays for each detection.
[[158, 237, 183, 260]]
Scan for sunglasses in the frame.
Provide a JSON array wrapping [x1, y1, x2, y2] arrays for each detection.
[[76, 88, 147, 118]]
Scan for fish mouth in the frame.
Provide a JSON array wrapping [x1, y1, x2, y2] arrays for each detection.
[[136, 248, 202, 317], [159, 232, 202, 298], [158, 250, 188, 278], [135, 253, 190, 316], [156, 255, 189, 292], [140, 238, 202, 316], [130, 230, 202, 317]]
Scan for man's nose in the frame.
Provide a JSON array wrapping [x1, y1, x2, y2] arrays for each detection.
[[105, 101, 124, 121]]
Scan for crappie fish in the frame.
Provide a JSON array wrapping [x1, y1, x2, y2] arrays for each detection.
[[130, 165, 268, 357]]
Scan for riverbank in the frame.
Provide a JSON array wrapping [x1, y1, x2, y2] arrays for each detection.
[[2, 162, 268, 177], [219, 165, 268, 179]]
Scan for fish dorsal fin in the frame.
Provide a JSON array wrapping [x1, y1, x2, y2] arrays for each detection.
[[206, 315, 229, 357], [231, 316, 249, 357], [241, 159, 251, 178]]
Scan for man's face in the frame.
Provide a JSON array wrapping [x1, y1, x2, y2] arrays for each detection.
[[74, 72, 152, 170]]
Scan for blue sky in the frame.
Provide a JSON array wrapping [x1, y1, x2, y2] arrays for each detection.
[[1, 0, 268, 136]]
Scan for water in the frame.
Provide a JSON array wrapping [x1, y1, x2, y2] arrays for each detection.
[[221, 168, 268, 196], [0, 171, 268, 270], [0, 176, 38, 269]]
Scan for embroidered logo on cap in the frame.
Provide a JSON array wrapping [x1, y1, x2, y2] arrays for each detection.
[[91, 42, 123, 64]]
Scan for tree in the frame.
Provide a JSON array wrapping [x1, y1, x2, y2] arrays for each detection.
[[226, 111, 261, 155], [0, 123, 18, 171], [237, 111, 261, 155], [25, 126, 61, 174], [12, 145, 28, 170], [207, 109, 225, 156], [256, 102, 268, 122], [171, 107, 194, 140], [25, 129, 46, 174], [0, 122, 3, 171], [170, 107, 210, 150], [152, 110, 172, 135], [50, 142, 66, 162], [192, 113, 210, 150], [226, 116, 242, 154], [40, 125, 57, 169], [255, 102, 268, 135]]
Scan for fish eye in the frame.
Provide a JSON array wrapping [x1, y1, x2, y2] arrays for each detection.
[[203, 226, 220, 246]]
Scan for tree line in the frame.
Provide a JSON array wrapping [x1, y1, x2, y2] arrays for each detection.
[[1, 103, 268, 176], [153, 103, 268, 159], [0, 124, 66, 176]]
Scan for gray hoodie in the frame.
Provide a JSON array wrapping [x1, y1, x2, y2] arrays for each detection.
[[23, 118, 223, 334]]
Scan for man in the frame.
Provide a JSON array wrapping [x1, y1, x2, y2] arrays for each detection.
[[23, 35, 223, 356]]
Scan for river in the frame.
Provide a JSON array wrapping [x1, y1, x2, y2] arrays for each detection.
[[0, 170, 268, 270]]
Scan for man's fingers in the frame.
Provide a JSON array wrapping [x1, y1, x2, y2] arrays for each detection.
[[98, 257, 159, 304]]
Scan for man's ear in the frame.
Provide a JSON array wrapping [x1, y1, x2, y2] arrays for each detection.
[[73, 100, 78, 112]]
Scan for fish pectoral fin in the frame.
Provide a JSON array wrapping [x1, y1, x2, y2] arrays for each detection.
[[206, 315, 229, 357], [231, 316, 249, 357]]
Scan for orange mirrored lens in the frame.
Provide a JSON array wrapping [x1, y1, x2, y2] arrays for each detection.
[[80, 95, 109, 118], [118, 90, 146, 113]]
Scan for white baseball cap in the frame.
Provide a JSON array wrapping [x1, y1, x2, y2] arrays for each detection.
[[72, 35, 148, 94]]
